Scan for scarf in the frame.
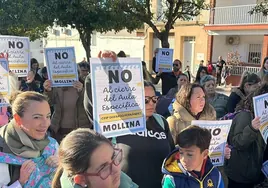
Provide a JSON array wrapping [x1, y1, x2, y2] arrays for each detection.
[[0, 120, 49, 158]]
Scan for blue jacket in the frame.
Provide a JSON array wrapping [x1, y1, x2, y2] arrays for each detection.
[[162, 148, 224, 188]]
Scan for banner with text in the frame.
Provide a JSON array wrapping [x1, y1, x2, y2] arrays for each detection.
[[0, 58, 10, 107], [155, 48, 174, 72], [253, 93, 268, 143], [0, 36, 30, 77], [45, 47, 78, 87], [192, 120, 232, 166], [90, 58, 146, 138]]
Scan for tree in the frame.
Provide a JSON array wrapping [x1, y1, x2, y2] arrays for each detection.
[[0, 0, 50, 41], [112, 0, 208, 48], [40, 0, 143, 61], [249, 0, 268, 16]]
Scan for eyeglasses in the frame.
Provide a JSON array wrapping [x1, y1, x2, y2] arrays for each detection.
[[145, 96, 159, 104], [173, 64, 179, 67], [82, 148, 122, 180]]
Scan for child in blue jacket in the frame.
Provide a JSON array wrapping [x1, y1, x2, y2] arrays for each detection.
[[162, 125, 224, 188]]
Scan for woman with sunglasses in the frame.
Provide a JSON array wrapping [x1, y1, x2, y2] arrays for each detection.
[[52, 128, 138, 188], [167, 83, 216, 142], [115, 81, 175, 188]]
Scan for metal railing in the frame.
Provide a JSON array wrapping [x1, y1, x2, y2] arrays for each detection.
[[229, 65, 260, 75], [211, 4, 268, 25]]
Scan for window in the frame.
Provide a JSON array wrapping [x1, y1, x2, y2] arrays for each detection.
[[184, 36, 195, 42], [248, 44, 262, 64]]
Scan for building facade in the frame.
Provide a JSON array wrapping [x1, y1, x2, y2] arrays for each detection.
[[144, 0, 210, 74], [30, 27, 145, 67], [205, 0, 268, 85]]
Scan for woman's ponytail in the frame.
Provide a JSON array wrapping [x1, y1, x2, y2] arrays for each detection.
[[52, 165, 63, 188]]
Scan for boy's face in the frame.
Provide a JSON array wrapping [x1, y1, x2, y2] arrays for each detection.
[[179, 145, 208, 172]]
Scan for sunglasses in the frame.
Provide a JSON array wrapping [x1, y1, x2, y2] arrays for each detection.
[[81, 148, 122, 180], [145, 96, 159, 104], [173, 64, 179, 67]]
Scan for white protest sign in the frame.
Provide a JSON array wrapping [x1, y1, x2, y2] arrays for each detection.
[[253, 93, 268, 143], [155, 48, 174, 72], [0, 58, 10, 107], [90, 57, 146, 138], [44, 47, 78, 87], [0, 36, 30, 77], [192, 120, 232, 166]]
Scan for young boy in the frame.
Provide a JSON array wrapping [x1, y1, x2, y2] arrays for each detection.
[[162, 125, 224, 188]]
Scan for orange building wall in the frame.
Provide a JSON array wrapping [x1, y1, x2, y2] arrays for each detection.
[[144, 25, 209, 71]]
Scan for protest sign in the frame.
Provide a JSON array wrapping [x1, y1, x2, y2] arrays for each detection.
[[155, 48, 174, 72], [253, 93, 268, 143], [192, 120, 232, 166], [0, 58, 10, 107], [90, 57, 146, 138], [45, 47, 78, 87], [0, 36, 30, 77]]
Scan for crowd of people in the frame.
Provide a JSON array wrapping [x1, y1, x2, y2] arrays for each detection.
[[1, 50, 268, 188]]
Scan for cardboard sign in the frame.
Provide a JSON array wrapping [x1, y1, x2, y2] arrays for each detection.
[[0, 58, 10, 107], [0, 36, 30, 77], [90, 57, 146, 138], [253, 93, 268, 143], [192, 120, 232, 166], [44, 47, 78, 87], [155, 48, 174, 72]]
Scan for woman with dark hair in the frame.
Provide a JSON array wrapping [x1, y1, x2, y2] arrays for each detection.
[[224, 84, 267, 188], [20, 70, 42, 93], [195, 66, 208, 84], [227, 71, 260, 113], [167, 83, 216, 142], [166, 73, 189, 98], [30, 58, 43, 83], [52, 128, 138, 188], [257, 56, 268, 81], [116, 81, 174, 188]]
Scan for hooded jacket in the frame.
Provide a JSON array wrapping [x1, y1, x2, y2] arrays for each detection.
[[167, 102, 216, 142], [162, 148, 224, 188]]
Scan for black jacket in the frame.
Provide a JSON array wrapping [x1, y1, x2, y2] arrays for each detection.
[[224, 111, 265, 184]]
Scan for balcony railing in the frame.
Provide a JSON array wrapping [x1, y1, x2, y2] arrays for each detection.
[[230, 65, 260, 76], [211, 4, 268, 25]]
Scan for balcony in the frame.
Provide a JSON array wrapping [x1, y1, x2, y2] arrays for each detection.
[[210, 4, 268, 25]]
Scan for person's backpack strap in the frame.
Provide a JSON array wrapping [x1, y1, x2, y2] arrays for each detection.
[[153, 113, 165, 130]]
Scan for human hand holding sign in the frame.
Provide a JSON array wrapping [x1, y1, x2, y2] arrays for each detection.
[[43, 80, 52, 91], [98, 50, 117, 62], [73, 81, 83, 92], [224, 144, 231, 159], [252, 116, 261, 131]]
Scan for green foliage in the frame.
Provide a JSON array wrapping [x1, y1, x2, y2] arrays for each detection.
[[112, 0, 208, 47], [39, 0, 143, 59], [0, 0, 50, 41], [250, 0, 268, 16]]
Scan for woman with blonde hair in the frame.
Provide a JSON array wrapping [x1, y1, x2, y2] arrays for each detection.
[[167, 83, 216, 142], [0, 91, 58, 187]]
